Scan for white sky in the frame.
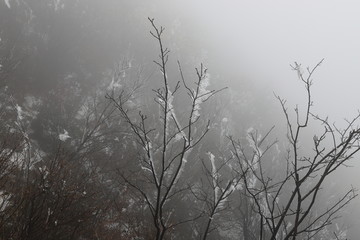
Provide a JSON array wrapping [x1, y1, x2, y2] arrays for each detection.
[[186, 0, 360, 120], [154, 0, 360, 235]]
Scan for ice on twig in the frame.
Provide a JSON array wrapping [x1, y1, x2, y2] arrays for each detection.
[[4, 0, 11, 8], [59, 129, 71, 141]]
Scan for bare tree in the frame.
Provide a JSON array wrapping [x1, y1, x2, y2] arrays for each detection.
[[188, 151, 241, 240], [230, 59, 359, 240], [0, 68, 125, 239], [107, 18, 225, 240], [0, 112, 26, 237]]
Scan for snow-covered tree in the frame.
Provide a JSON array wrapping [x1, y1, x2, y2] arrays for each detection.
[[107, 18, 226, 240]]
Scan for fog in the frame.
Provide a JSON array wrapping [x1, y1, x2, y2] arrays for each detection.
[[1, 0, 360, 238]]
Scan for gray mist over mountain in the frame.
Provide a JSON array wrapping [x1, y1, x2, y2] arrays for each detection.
[[1, 0, 360, 238]]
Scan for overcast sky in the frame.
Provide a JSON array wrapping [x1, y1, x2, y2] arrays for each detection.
[[140, 0, 360, 235], [117, 0, 360, 128], [166, 0, 360, 119]]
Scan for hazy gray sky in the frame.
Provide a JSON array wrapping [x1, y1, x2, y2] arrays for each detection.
[[122, 0, 360, 132], [170, 0, 360, 120], [143, 0, 360, 235]]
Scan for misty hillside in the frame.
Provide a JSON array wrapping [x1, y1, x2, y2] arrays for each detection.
[[1, 1, 360, 239]]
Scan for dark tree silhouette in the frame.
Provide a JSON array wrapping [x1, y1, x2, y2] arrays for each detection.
[[229, 60, 359, 240]]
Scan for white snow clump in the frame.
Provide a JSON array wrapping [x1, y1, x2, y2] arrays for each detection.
[[59, 129, 71, 141]]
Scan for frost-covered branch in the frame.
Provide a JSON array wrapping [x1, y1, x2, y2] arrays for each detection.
[[230, 60, 360, 240], [109, 18, 224, 240]]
